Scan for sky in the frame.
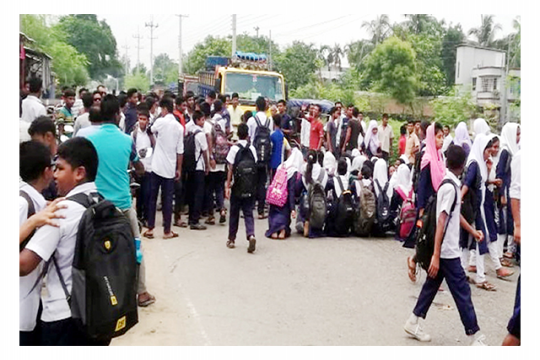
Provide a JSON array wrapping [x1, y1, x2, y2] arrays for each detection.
[[96, 14, 519, 73]]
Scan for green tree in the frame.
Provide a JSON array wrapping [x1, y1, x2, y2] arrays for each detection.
[[361, 15, 392, 46], [56, 14, 123, 80], [153, 53, 179, 85], [468, 15, 502, 47], [404, 14, 441, 36], [132, 63, 148, 76], [236, 33, 280, 57], [408, 33, 446, 96], [430, 86, 476, 126], [274, 41, 319, 90], [363, 37, 417, 105], [124, 72, 150, 93], [184, 36, 231, 75], [441, 24, 465, 87]]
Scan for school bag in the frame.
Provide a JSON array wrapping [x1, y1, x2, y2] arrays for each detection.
[[54, 192, 138, 342], [19, 190, 36, 252], [212, 122, 230, 164], [396, 187, 416, 239], [334, 176, 355, 236], [233, 144, 257, 199], [412, 149, 424, 193], [353, 180, 376, 237], [308, 170, 327, 230], [415, 179, 458, 271], [183, 129, 203, 172], [252, 114, 272, 164], [374, 179, 391, 229], [461, 160, 482, 225], [266, 166, 289, 207]]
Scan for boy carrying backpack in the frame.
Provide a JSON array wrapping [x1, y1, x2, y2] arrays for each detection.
[[327, 159, 354, 237], [351, 178, 376, 237], [20, 137, 138, 346], [225, 123, 258, 253], [404, 145, 487, 346]]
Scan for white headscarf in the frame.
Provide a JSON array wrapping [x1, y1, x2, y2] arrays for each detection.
[[500, 122, 520, 156], [473, 118, 490, 139], [323, 151, 337, 176], [399, 154, 410, 165], [373, 158, 391, 198], [363, 120, 380, 155], [351, 155, 367, 173], [394, 164, 412, 196], [351, 148, 361, 158], [281, 147, 304, 180], [467, 133, 491, 184]]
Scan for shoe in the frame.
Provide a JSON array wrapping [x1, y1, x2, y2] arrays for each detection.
[[471, 334, 487, 346], [219, 209, 226, 224], [190, 223, 207, 230], [247, 235, 256, 253], [205, 216, 216, 225], [404, 320, 431, 342]]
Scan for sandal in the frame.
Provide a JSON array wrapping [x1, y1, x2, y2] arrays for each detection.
[[407, 256, 417, 282], [503, 251, 514, 259], [476, 281, 497, 291], [205, 217, 216, 225], [226, 240, 235, 249], [138, 293, 156, 307], [142, 230, 154, 239], [173, 220, 188, 228], [163, 231, 179, 239], [500, 258, 514, 268], [496, 268, 514, 280], [468, 265, 477, 273]]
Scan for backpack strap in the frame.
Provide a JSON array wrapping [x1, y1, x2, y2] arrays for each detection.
[[192, 129, 204, 164], [254, 114, 262, 128], [317, 169, 325, 184], [19, 190, 36, 251], [52, 254, 71, 306], [67, 192, 102, 209], [438, 178, 459, 241]]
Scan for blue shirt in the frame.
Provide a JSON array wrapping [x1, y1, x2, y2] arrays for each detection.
[[87, 124, 139, 210], [124, 103, 138, 135], [270, 129, 285, 170]]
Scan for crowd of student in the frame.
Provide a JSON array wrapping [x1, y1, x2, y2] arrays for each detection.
[[18, 77, 520, 346]]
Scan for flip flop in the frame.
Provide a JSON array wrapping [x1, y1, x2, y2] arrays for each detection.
[[143, 230, 154, 239], [407, 256, 417, 282], [500, 258, 514, 267], [163, 231, 179, 239], [173, 220, 188, 228], [138, 294, 156, 307], [476, 281, 497, 291], [496, 269, 514, 280]]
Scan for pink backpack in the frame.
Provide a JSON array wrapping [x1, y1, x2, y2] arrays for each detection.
[[266, 166, 289, 207], [213, 122, 230, 164], [397, 187, 416, 239]]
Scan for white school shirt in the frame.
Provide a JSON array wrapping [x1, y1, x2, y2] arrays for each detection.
[[73, 112, 91, 136], [510, 150, 521, 200], [300, 118, 311, 147], [189, 124, 208, 171], [437, 171, 462, 259], [333, 174, 349, 196], [226, 140, 258, 165], [19, 182, 47, 331], [25, 182, 97, 322], [76, 124, 102, 138], [204, 115, 227, 173], [378, 124, 394, 153], [150, 113, 184, 179], [20, 119, 31, 143], [247, 111, 270, 143], [21, 95, 47, 123], [134, 126, 153, 172]]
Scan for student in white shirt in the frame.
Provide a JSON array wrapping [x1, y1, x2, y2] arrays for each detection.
[[21, 78, 47, 123], [72, 93, 93, 136], [144, 97, 184, 239], [19, 141, 57, 345], [378, 113, 394, 162], [20, 137, 109, 346], [228, 92, 243, 141], [76, 106, 103, 139], [404, 145, 487, 346], [186, 110, 210, 230]]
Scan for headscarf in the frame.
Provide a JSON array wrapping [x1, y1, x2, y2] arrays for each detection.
[[453, 122, 472, 149], [351, 155, 367, 173], [302, 163, 328, 189], [467, 133, 491, 184], [373, 158, 392, 198], [500, 122, 520, 156], [393, 164, 412, 197], [473, 118, 490, 139], [420, 123, 447, 191], [281, 147, 304, 180], [351, 148, 361, 158], [442, 133, 453, 153], [363, 120, 381, 155], [323, 151, 337, 176], [399, 154, 410, 165]]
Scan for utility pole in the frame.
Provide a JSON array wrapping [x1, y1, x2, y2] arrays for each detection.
[[254, 26, 259, 38], [232, 14, 237, 57], [176, 15, 188, 79], [269, 30, 272, 70], [122, 41, 130, 75], [145, 17, 158, 86], [500, 43, 510, 128], [132, 27, 144, 74]]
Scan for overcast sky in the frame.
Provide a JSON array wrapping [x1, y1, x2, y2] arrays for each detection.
[[96, 14, 518, 72]]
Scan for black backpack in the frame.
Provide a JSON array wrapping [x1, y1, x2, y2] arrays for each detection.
[[183, 129, 202, 172], [412, 147, 424, 193], [54, 193, 138, 342], [19, 190, 36, 252], [233, 144, 257, 199], [308, 170, 327, 230], [415, 179, 458, 271], [334, 176, 354, 236], [252, 114, 272, 164], [374, 179, 391, 229]]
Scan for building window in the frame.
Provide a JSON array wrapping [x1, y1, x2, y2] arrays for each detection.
[[482, 78, 489, 92], [493, 78, 497, 91], [457, 62, 460, 78], [472, 78, 476, 91]]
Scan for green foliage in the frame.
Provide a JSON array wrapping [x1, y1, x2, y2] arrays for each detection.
[[124, 72, 150, 93], [274, 41, 319, 91], [408, 33, 446, 96], [363, 37, 417, 105], [361, 15, 392, 45], [430, 87, 476, 126], [468, 15, 502, 48], [345, 40, 374, 74], [56, 14, 122, 80], [236, 34, 280, 59], [441, 24, 465, 87], [132, 63, 148, 76], [183, 36, 231, 75], [20, 14, 89, 88], [153, 53, 178, 85]]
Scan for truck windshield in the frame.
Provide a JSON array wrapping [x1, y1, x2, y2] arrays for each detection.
[[224, 72, 284, 102]]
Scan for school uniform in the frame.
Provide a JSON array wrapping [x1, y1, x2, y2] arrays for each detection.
[[496, 149, 515, 254], [204, 115, 228, 217], [378, 124, 394, 162], [21, 94, 47, 123], [132, 125, 154, 222], [19, 182, 47, 345], [412, 172, 480, 336], [226, 140, 258, 241], [507, 150, 520, 339], [25, 182, 110, 345], [187, 124, 208, 225], [247, 112, 272, 215], [295, 166, 331, 238], [325, 174, 350, 237]]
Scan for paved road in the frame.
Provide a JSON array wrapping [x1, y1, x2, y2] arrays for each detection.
[[112, 213, 519, 346]]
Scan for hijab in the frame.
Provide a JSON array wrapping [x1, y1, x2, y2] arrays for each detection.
[[500, 122, 520, 156], [323, 151, 337, 176], [363, 120, 381, 155], [473, 118, 490, 139], [281, 147, 304, 180], [351, 148, 361, 158], [373, 158, 392, 198], [393, 164, 412, 196], [420, 123, 447, 191], [453, 122, 472, 149], [351, 155, 367, 173], [467, 133, 491, 183]]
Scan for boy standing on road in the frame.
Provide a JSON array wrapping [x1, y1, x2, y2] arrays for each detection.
[[404, 145, 487, 346], [378, 113, 394, 162]]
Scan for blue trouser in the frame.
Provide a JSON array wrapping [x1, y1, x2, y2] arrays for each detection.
[[228, 195, 255, 241], [204, 171, 226, 215], [507, 275, 521, 339], [136, 171, 151, 221], [413, 258, 480, 335], [147, 172, 174, 233], [256, 165, 268, 215], [187, 170, 206, 225]]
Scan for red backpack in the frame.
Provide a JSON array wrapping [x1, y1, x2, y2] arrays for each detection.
[[397, 187, 416, 239]]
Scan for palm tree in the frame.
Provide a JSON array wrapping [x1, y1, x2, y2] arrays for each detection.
[[345, 40, 373, 72], [331, 44, 344, 71], [468, 15, 502, 47], [318, 44, 331, 70], [361, 15, 391, 46], [509, 16, 520, 68], [404, 14, 435, 34]]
